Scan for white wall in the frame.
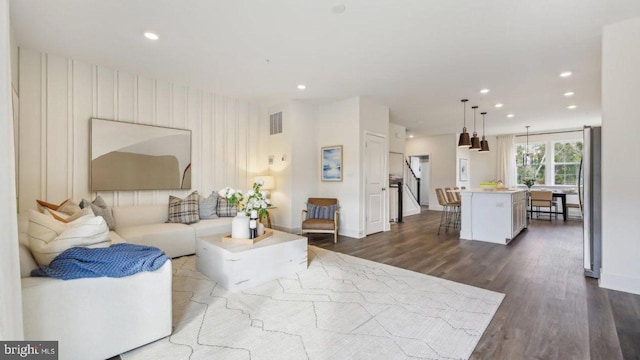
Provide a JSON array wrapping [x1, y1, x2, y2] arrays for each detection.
[[289, 101, 318, 229], [317, 97, 361, 237], [456, 145, 471, 188], [388, 122, 406, 154], [10, 21, 18, 91], [17, 48, 266, 212], [266, 103, 292, 231], [600, 17, 640, 295], [406, 134, 456, 211], [0, 0, 24, 339], [469, 135, 498, 187]]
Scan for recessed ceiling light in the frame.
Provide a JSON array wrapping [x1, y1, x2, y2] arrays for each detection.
[[507, 114, 515, 118], [144, 32, 159, 40], [409, 134, 415, 139], [560, 71, 572, 78], [297, 84, 306, 90], [480, 89, 490, 94], [567, 105, 577, 109], [331, 4, 346, 14], [495, 103, 504, 108], [564, 91, 575, 97]]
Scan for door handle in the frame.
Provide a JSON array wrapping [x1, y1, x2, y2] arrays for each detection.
[[382, 188, 386, 191]]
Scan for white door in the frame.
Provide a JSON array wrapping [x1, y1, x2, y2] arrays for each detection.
[[366, 133, 386, 235]]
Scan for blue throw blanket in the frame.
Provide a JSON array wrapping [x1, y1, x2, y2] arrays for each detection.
[[31, 243, 169, 280]]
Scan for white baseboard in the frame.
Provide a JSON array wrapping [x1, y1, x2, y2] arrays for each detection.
[[404, 208, 420, 217], [599, 271, 640, 295]]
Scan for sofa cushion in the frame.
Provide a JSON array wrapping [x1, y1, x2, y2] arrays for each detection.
[[189, 218, 233, 237], [112, 205, 169, 231], [18, 212, 37, 277], [116, 223, 195, 258], [167, 191, 200, 224], [22, 261, 172, 360], [109, 230, 126, 244], [80, 196, 115, 230], [28, 210, 111, 266], [216, 198, 237, 217], [36, 199, 81, 215], [199, 191, 219, 219]]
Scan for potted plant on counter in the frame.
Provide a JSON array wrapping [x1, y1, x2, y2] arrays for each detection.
[[523, 178, 535, 189]]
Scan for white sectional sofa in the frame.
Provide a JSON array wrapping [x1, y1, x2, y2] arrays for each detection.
[[18, 204, 233, 360], [18, 214, 171, 360], [112, 204, 233, 258]]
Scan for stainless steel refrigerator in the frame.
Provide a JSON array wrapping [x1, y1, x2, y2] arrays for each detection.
[[580, 126, 602, 279]]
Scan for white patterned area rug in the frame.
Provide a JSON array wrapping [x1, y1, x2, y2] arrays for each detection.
[[121, 246, 504, 360]]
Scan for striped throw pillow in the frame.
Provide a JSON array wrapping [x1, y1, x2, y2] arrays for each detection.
[[306, 203, 338, 220], [167, 191, 200, 224], [216, 198, 238, 217]]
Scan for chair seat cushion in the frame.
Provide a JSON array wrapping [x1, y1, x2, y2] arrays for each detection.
[[531, 200, 552, 207], [302, 218, 335, 231]]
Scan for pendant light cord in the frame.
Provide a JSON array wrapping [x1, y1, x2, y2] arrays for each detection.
[[482, 113, 486, 134], [473, 107, 477, 131]]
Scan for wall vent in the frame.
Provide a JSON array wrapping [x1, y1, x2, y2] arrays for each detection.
[[270, 112, 283, 135]]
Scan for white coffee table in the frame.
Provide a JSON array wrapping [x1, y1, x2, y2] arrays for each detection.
[[196, 230, 308, 291]]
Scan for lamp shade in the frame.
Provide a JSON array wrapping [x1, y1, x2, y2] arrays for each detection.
[[254, 175, 275, 190], [480, 136, 490, 152], [470, 105, 480, 150], [458, 129, 471, 147], [470, 132, 481, 150], [479, 111, 490, 152], [458, 99, 471, 147]]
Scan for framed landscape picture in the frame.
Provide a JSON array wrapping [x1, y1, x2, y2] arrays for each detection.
[[321, 145, 343, 181]]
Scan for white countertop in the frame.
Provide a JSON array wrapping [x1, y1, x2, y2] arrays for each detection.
[[459, 188, 527, 194]]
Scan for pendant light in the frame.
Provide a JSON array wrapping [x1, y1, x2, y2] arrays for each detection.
[[470, 106, 481, 150], [458, 99, 471, 147], [479, 112, 490, 152]]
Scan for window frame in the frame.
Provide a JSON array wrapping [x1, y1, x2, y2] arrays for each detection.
[[515, 138, 583, 187]]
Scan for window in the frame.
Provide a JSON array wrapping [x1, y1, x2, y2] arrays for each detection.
[[553, 141, 582, 185], [517, 143, 546, 185], [516, 138, 583, 186]]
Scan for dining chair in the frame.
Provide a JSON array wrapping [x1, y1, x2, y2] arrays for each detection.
[[530, 190, 553, 221]]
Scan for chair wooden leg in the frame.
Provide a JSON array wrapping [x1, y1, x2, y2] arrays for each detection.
[[333, 232, 337, 244]]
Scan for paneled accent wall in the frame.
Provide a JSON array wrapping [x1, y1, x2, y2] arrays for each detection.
[[18, 48, 265, 212]]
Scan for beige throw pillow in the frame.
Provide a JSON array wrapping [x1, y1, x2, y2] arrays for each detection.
[[44, 207, 94, 223], [28, 209, 111, 266], [36, 199, 81, 215]]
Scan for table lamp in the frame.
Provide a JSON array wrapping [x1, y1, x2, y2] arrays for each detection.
[[254, 176, 275, 199]]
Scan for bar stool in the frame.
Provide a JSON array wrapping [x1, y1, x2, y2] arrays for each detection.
[[436, 188, 452, 234], [445, 187, 461, 229]]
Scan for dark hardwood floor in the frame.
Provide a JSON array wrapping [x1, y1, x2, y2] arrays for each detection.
[[308, 209, 640, 360]]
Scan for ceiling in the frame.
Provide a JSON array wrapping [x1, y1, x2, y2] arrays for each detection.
[[10, 0, 640, 137]]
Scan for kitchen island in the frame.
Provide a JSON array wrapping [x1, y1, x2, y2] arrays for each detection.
[[459, 188, 528, 244]]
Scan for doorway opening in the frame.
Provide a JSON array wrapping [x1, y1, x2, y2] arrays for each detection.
[[409, 155, 429, 208]]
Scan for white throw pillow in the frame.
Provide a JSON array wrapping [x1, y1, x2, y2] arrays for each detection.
[[28, 209, 111, 266]]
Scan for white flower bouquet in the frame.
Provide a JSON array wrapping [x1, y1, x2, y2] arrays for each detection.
[[219, 178, 270, 217]]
